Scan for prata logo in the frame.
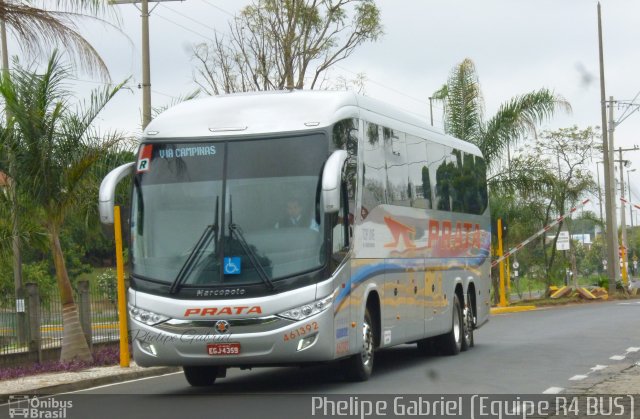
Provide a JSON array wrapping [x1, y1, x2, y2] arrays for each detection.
[[8, 395, 72, 418], [214, 320, 231, 334]]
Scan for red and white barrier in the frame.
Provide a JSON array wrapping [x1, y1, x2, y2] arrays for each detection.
[[491, 199, 591, 268], [620, 197, 640, 211]]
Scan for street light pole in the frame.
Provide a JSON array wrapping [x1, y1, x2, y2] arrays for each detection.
[[596, 162, 604, 228], [628, 168, 636, 228]]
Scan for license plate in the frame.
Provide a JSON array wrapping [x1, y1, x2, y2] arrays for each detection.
[[207, 343, 240, 355]]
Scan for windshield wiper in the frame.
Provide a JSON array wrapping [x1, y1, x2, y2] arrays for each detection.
[[227, 196, 275, 290], [169, 196, 219, 294], [229, 223, 275, 291]]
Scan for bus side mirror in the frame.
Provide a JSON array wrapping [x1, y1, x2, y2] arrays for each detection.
[[99, 162, 135, 224], [322, 150, 348, 214]]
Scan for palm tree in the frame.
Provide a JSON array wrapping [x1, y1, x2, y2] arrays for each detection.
[[0, 0, 117, 80], [432, 58, 571, 172], [0, 52, 126, 361]]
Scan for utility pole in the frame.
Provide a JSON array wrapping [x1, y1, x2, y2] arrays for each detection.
[[428, 97, 433, 126], [598, 3, 619, 294], [606, 97, 620, 288], [141, 0, 151, 129], [111, 0, 184, 129]]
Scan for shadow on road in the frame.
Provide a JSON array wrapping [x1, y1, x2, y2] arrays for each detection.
[[166, 344, 465, 395]]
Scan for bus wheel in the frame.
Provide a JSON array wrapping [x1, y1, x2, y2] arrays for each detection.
[[343, 307, 374, 381], [183, 366, 219, 386], [437, 293, 463, 356], [461, 291, 474, 351], [416, 337, 436, 355]]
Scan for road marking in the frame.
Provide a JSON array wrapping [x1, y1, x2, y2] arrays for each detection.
[[62, 371, 183, 394], [590, 365, 608, 371], [543, 387, 564, 394], [610, 355, 626, 361], [626, 347, 640, 353], [569, 375, 588, 381]]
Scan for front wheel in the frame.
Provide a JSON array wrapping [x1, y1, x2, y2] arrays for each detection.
[[343, 307, 375, 381], [183, 366, 219, 387]]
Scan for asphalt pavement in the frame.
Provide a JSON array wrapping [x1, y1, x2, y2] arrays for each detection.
[[3, 300, 639, 419]]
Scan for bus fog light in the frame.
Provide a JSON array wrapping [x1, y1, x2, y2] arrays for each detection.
[[297, 334, 317, 351], [139, 340, 158, 356]]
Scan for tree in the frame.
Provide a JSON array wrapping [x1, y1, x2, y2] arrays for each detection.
[[432, 58, 571, 171], [0, 0, 117, 80], [192, 0, 383, 95], [0, 53, 126, 361], [509, 126, 598, 286]]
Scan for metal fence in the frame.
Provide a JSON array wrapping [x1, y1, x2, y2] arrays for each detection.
[[0, 280, 120, 357]]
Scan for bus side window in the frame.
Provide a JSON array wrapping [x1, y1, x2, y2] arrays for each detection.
[[332, 181, 350, 263]]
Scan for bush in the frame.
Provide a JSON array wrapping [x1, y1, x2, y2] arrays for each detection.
[[97, 268, 117, 304]]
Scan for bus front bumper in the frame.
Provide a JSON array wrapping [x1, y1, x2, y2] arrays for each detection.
[[129, 308, 337, 367]]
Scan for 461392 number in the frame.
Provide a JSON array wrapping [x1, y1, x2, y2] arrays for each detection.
[[283, 321, 318, 342]]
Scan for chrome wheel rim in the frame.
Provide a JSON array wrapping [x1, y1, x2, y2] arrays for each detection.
[[463, 305, 471, 342], [453, 302, 461, 343], [362, 319, 373, 367]]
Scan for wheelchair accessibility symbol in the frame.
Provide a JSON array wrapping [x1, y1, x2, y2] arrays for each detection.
[[224, 257, 241, 275]]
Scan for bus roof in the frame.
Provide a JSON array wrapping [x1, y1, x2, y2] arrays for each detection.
[[144, 90, 482, 156]]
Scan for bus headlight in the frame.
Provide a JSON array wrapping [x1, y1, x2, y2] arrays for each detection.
[[128, 304, 169, 326], [277, 295, 333, 321]]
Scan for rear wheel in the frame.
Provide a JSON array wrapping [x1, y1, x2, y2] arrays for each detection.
[[461, 291, 475, 351], [416, 337, 436, 355], [343, 307, 375, 381], [437, 293, 463, 356], [183, 366, 219, 387]]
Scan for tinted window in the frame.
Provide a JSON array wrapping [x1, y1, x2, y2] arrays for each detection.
[[384, 129, 409, 207], [362, 122, 386, 219]]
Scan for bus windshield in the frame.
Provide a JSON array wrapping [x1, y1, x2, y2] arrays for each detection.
[[131, 134, 328, 289]]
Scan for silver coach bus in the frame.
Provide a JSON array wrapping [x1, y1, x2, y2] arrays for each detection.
[[99, 90, 491, 386]]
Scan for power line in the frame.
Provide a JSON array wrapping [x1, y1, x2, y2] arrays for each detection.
[[154, 11, 215, 42], [199, 0, 235, 17], [159, 3, 224, 36]]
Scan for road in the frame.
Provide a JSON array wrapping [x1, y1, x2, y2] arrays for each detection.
[[64, 300, 640, 418]]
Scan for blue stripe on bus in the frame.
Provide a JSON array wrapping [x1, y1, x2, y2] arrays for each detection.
[[334, 254, 489, 309]]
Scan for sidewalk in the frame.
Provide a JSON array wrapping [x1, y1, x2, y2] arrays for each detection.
[[0, 363, 179, 403]]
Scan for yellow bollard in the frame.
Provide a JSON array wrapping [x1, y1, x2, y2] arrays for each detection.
[[497, 219, 507, 307], [114, 206, 130, 367]]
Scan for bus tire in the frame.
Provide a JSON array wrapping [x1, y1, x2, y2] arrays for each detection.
[[461, 291, 474, 351], [343, 307, 375, 381], [438, 293, 463, 356], [416, 337, 436, 355], [183, 366, 219, 387]]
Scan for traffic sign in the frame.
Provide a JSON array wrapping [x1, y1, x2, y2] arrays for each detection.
[[556, 231, 570, 251]]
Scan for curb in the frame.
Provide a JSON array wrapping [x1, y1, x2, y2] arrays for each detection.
[[0, 366, 181, 403], [490, 305, 537, 314]]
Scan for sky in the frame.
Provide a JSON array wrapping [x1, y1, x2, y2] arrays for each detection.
[[7, 0, 640, 222]]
